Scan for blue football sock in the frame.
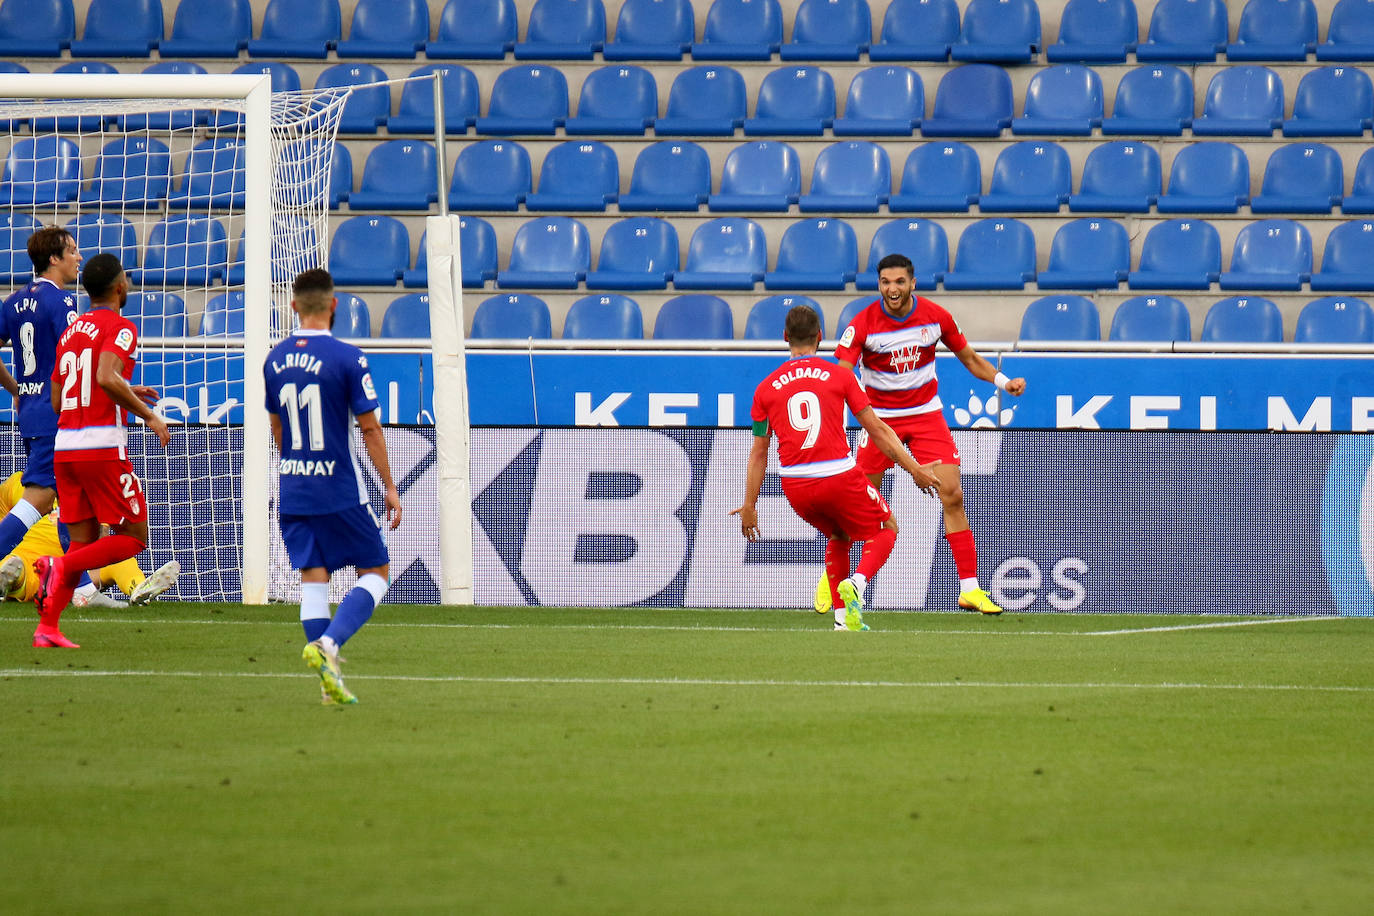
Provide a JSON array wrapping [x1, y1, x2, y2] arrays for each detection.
[[77, 570, 92, 588], [56, 521, 71, 552], [302, 617, 330, 642], [300, 581, 330, 643], [323, 574, 386, 648], [0, 500, 40, 557]]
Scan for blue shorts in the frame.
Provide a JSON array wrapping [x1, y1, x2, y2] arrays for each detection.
[[280, 503, 390, 574], [21, 436, 56, 490]]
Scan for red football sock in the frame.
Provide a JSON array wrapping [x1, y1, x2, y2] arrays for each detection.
[[62, 535, 145, 587], [825, 538, 852, 609], [856, 527, 896, 580], [945, 528, 979, 582]]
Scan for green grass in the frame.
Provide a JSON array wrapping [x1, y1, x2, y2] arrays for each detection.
[[2, 605, 1373, 915]]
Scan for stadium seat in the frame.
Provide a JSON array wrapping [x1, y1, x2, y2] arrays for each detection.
[[1012, 64, 1104, 135], [1201, 296, 1284, 342], [0, 0, 73, 57], [692, 0, 782, 60], [65, 212, 137, 269], [1100, 65, 1194, 135], [200, 291, 245, 337], [166, 137, 246, 209], [604, 0, 693, 60], [447, 140, 531, 212], [1047, 0, 1137, 63], [476, 65, 569, 135], [1317, 0, 1374, 61], [869, 0, 958, 61], [951, 0, 1040, 63], [1018, 294, 1102, 341], [160, 0, 250, 57], [856, 218, 948, 289], [1069, 141, 1162, 213], [585, 217, 679, 290], [336, 0, 428, 58], [563, 293, 645, 339], [388, 65, 479, 134], [1136, 0, 1227, 61], [1250, 143, 1343, 214], [799, 141, 891, 213], [1191, 67, 1285, 136], [1294, 296, 1374, 341], [248, 0, 340, 58], [328, 215, 408, 287], [471, 293, 554, 339], [832, 66, 923, 136], [115, 62, 209, 132], [1227, 0, 1317, 61], [764, 218, 859, 290], [781, 0, 871, 61], [277, 138, 351, 210], [79, 136, 170, 208], [379, 293, 430, 338], [0, 136, 81, 206], [498, 216, 592, 289], [708, 141, 802, 212], [69, 0, 162, 57], [888, 142, 980, 212], [1342, 148, 1374, 213], [673, 217, 768, 290], [1109, 295, 1192, 341], [515, 0, 606, 60], [402, 216, 500, 289], [921, 64, 1013, 136], [1129, 218, 1223, 289], [333, 293, 371, 339], [1036, 218, 1130, 290], [653, 294, 735, 339], [31, 61, 116, 132], [656, 65, 747, 136], [1157, 142, 1250, 213], [427, 0, 516, 59], [524, 140, 620, 211], [1219, 219, 1313, 291], [314, 63, 390, 134], [133, 215, 228, 287], [618, 140, 711, 212], [836, 295, 874, 335], [1283, 66, 1374, 137], [223, 216, 318, 287], [744, 295, 825, 339], [1310, 220, 1374, 290], [941, 218, 1036, 290], [565, 65, 657, 135], [122, 291, 186, 337], [978, 141, 1071, 213], [744, 66, 836, 135], [211, 63, 302, 129], [0, 213, 40, 283], [348, 140, 437, 211]]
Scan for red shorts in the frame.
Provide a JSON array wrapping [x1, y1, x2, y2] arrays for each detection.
[[781, 467, 891, 542], [55, 457, 147, 527], [855, 409, 960, 473]]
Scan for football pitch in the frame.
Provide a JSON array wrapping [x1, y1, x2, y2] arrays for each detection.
[[2, 605, 1372, 916]]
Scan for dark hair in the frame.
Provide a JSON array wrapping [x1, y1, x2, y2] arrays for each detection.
[[784, 304, 821, 345], [28, 226, 71, 276], [876, 252, 915, 276], [80, 252, 125, 301], [292, 268, 334, 315]]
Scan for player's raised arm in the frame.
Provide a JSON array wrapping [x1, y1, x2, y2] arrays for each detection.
[[854, 406, 941, 497], [952, 344, 1026, 396], [357, 409, 401, 530]]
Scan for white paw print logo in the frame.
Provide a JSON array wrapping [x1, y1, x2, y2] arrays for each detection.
[[951, 390, 1016, 428]]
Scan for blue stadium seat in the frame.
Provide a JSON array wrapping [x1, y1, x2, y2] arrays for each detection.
[[402, 216, 499, 288], [656, 65, 747, 136], [1012, 64, 1104, 135], [516, 0, 606, 60], [1157, 142, 1250, 213], [212, 63, 301, 129], [0, 213, 40, 283], [1310, 220, 1374, 290], [248, 0, 340, 58], [123, 291, 186, 337], [563, 293, 645, 339], [525, 140, 620, 211], [745, 295, 825, 339], [673, 217, 768, 290], [380, 293, 430, 338], [618, 140, 711, 212], [349, 140, 437, 211], [314, 63, 391, 134], [428, 0, 516, 59], [708, 141, 801, 212], [978, 141, 1071, 213], [836, 295, 874, 335], [781, 0, 871, 61], [1219, 219, 1313, 290], [200, 291, 245, 337], [116, 62, 209, 132], [388, 65, 479, 134], [653, 294, 735, 339], [1136, 0, 1227, 61], [476, 65, 569, 135], [1294, 296, 1374, 341], [32, 60, 117, 132], [328, 215, 408, 287], [799, 141, 891, 213], [870, 0, 958, 61], [277, 139, 350, 210], [604, 0, 693, 60], [951, 0, 1040, 63], [1283, 66, 1374, 137], [585, 217, 679, 290], [337, 0, 428, 58], [1227, 0, 1317, 61], [1100, 65, 1194, 135], [166, 137, 246, 209], [471, 294, 554, 339], [1191, 66, 1285, 135], [565, 65, 658, 135], [1317, 0, 1374, 61], [79, 136, 170, 208], [0, 0, 73, 57], [692, 0, 782, 60], [1036, 218, 1130, 289], [832, 66, 923, 136], [1069, 141, 1162, 213], [1109, 295, 1192, 341], [1342, 148, 1374, 213], [1250, 143, 1343, 214], [856, 218, 948, 289], [447, 140, 531, 211], [745, 66, 836, 135], [223, 217, 318, 287], [161, 0, 250, 57], [921, 64, 1013, 136], [764, 218, 859, 290], [65, 212, 138, 268], [333, 293, 371, 339], [498, 216, 592, 289], [1047, 0, 1137, 63], [1201, 296, 1284, 342], [941, 218, 1036, 290], [1128, 218, 1222, 289], [69, 0, 162, 57], [133, 215, 228, 287], [1019, 294, 1102, 341], [0, 136, 81, 206], [888, 142, 980, 212]]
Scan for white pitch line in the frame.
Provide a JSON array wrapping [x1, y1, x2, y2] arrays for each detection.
[[1084, 616, 1341, 636]]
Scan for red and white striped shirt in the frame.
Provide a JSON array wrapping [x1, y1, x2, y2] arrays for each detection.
[[834, 296, 968, 419], [52, 306, 139, 461]]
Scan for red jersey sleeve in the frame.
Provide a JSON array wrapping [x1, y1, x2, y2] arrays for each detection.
[[932, 299, 968, 352], [841, 368, 871, 416], [833, 308, 867, 365]]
